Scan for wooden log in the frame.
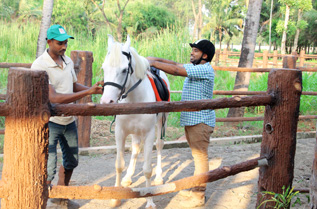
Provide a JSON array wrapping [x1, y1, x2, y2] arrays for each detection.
[[0, 94, 5, 100], [46, 156, 267, 200], [0, 129, 4, 135], [215, 49, 220, 66], [213, 66, 272, 72], [50, 94, 274, 117], [1, 68, 50, 208], [283, 55, 296, 69], [256, 67, 302, 208], [263, 50, 268, 68], [273, 50, 278, 67], [71, 51, 93, 148], [0, 63, 32, 68], [0, 103, 10, 116], [310, 120, 317, 207], [170, 90, 267, 95], [299, 50, 305, 67], [297, 67, 317, 72]]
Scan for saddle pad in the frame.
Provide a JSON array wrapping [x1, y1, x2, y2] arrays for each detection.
[[148, 67, 170, 102]]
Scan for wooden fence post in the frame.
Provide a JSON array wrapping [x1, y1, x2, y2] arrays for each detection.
[[256, 57, 302, 208], [215, 49, 220, 66], [71, 51, 93, 148], [310, 120, 317, 207], [263, 50, 268, 68], [273, 50, 278, 67], [299, 50, 305, 67], [2, 68, 50, 208]]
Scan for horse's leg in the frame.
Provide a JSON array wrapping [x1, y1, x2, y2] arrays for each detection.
[[143, 128, 156, 209], [154, 113, 166, 185], [110, 130, 127, 207], [122, 134, 141, 187]]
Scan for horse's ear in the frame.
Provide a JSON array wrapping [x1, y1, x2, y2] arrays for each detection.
[[107, 34, 115, 48], [123, 35, 131, 51]]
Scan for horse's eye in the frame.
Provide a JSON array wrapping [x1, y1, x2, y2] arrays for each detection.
[[122, 68, 128, 74]]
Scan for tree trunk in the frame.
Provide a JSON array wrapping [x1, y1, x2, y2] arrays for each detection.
[[281, 4, 290, 55], [198, 0, 202, 39], [191, 0, 198, 39], [293, 9, 302, 52], [226, 0, 263, 126], [36, 0, 54, 58]]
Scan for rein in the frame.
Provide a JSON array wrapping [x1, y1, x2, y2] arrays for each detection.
[[102, 51, 142, 100]]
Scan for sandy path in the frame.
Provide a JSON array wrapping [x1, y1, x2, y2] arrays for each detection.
[[47, 138, 315, 209]]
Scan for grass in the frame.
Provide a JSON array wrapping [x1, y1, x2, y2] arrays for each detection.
[[0, 20, 316, 130]]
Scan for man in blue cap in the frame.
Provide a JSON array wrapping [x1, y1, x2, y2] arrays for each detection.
[[147, 39, 216, 208], [32, 24, 103, 208]]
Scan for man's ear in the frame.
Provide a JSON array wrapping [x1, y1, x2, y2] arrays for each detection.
[[202, 53, 208, 60]]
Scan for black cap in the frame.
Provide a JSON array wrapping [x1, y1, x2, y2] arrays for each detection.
[[189, 39, 215, 62]]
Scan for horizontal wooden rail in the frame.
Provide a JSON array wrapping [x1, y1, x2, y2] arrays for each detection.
[[45, 156, 267, 200], [50, 94, 274, 117], [0, 115, 315, 135], [216, 115, 317, 122], [170, 90, 316, 96], [0, 102, 10, 116], [0, 63, 31, 68], [214, 66, 317, 72], [0, 94, 5, 100]]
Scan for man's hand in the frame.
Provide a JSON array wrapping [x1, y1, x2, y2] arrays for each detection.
[[89, 81, 104, 95]]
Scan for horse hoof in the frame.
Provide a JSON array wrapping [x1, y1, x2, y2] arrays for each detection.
[[145, 202, 156, 209], [121, 178, 132, 187], [110, 199, 121, 207], [154, 178, 163, 185]]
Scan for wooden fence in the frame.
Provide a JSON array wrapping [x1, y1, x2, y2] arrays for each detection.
[[0, 64, 305, 208], [0, 53, 316, 148], [213, 49, 317, 68]]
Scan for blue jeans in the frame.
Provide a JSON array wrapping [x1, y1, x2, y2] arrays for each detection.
[[47, 121, 79, 181]]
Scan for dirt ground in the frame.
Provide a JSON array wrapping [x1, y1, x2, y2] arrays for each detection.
[[47, 136, 315, 209]]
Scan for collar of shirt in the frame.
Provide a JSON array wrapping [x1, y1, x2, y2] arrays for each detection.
[[43, 49, 71, 68]]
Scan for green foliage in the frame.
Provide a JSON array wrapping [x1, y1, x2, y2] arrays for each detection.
[[257, 185, 302, 208], [123, 2, 176, 38], [52, 0, 89, 32]]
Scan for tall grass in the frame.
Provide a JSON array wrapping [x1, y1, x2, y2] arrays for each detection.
[[0, 20, 316, 129]]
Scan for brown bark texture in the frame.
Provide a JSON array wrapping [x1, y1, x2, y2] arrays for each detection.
[[50, 94, 273, 117], [256, 67, 302, 209], [71, 51, 93, 148], [1, 68, 50, 209], [310, 122, 317, 208], [47, 157, 265, 200]]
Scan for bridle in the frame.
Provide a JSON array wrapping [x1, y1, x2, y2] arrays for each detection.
[[102, 51, 142, 100]]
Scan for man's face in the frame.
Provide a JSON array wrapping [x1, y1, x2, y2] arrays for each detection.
[[190, 47, 204, 64], [47, 39, 68, 56]]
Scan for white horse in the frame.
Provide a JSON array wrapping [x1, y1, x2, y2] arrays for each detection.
[[100, 35, 170, 208]]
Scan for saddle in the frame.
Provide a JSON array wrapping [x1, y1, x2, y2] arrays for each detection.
[[148, 67, 170, 102]]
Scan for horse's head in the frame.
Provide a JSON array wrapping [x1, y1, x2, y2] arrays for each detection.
[[100, 35, 150, 104]]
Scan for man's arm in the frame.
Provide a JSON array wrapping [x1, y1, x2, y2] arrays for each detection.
[[49, 81, 103, 104], [147, 57, 187, 77]]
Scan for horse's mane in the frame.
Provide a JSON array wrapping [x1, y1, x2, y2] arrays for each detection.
[[106, 42, 150, 80]]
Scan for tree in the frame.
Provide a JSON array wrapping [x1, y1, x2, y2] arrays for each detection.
[[203, 0, 244, 50], [36, 0, 54, 58], [279, 0, 296, 54], [292, 0, 312, 52], [90, 0, 129, 42], [226, 0, 263, 125], [191, 0, 203, 39]]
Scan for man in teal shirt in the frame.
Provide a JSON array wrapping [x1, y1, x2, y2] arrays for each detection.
[[147, 39, 215, 208]]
